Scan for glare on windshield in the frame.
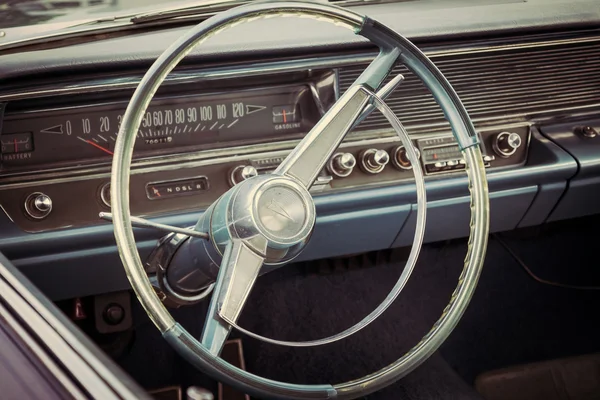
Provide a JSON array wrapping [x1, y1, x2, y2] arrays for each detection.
[[0, 0, 169, 29]]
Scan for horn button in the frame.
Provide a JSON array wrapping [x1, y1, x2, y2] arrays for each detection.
[[256, 186, 308, 240], [210, 175, 316, 264]]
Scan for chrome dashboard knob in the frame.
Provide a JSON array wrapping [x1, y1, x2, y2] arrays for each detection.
[[327, 152, 356, 177], [229, 165, 258, 186], [24, 192, 53, 220], [360, 148, 389, 174], [575, 125, 598, 139], [492, 131, 522, 158], [391, 145, 420, 170]]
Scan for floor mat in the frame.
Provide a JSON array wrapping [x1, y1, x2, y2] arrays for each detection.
[[475, 353, 600, 400], [114, 216, 600, 399], [441, 217, 600, 384]]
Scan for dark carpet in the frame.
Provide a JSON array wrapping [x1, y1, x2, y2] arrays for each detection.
[[114, 215, 600, 399]]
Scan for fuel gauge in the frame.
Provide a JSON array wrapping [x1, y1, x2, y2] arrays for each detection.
[[1, 132, 33, 154], [272, 105, 300, 124]]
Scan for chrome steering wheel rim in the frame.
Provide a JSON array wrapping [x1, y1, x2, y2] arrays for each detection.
[[110, 2, 490, 399]]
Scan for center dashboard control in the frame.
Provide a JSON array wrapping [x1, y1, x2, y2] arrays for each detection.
[[24, 192, 53, 219], [327, 152, 356, 177], [359, 148, 389, 174], [391, 145, 420, 170], [492, 131, 522, 158], [229, 165, 258, 186]]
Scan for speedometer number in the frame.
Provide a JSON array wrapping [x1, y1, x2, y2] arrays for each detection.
[[82, 118, 91, 134], [175, 109, 185, 124], [232, 103, 244, 118], [187, 107, 197, 123], [217, 105, 227, 119], [142, 113, 152, 128], [164, 110, 173, 125], [199, 106, 212, 121], [99, 116, 110, 132], [153, 111, 163, 126]]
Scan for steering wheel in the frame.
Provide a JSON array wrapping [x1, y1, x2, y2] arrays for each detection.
[[110, 1, 490, 399]]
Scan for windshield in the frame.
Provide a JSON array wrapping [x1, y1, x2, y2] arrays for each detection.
[[0, 0, 172, 29]]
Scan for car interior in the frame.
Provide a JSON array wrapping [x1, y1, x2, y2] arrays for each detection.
[[0, 0, 599, 399]]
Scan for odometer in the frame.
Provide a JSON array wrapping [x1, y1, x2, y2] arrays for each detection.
[[0, 85, 318, 169]]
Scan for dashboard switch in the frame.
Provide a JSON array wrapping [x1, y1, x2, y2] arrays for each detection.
[[229, 165, 258, 186], [575, 125, 598, 139], [24, 192, 52, 220], [360, 149, 389, 174], [328, 152, 356, 177], [103, 303, 125, 326], [391, 145, 420, 170], [493, 131, 522, 158]]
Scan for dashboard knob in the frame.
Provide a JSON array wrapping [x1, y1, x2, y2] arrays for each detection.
[[391, 145, 420, 170], [229, 165, 258, 186], [492, 131, 522, 158], [359, 148, 389, 174], [24, 192, 53, 219], [99, 182, 111, 208], [575, 125, 598, 138], [327, 152, 356, 177]]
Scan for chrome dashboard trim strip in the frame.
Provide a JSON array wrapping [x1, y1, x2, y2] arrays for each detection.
[[424, 34, 600, 58]]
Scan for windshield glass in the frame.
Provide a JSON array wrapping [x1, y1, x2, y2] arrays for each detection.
[[0, 0, 171, 29]]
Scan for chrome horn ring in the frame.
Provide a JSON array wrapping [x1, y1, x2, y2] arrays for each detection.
[[110, 2, 490, 399]]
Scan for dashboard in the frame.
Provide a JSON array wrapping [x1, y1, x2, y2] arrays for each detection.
[[0, 0, 599, 300], [0, 63, 528, 233]]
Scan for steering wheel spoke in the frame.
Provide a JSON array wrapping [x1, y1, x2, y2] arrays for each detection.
[[274, 52, 403, 190], [274, 84, 372, 188], [99, 212, 209, 239], [200, 239, 264, 356]]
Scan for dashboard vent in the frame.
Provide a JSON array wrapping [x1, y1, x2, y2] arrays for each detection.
[[339, 39, 600, 134]]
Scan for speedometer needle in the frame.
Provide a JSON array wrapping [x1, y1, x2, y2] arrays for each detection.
[[78, 136, 113, 155]]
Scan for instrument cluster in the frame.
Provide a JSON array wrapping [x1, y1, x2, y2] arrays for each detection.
[[1, 85, 319, 170]]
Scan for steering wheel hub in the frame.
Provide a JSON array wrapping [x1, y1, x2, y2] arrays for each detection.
[[254, 179, 313, 244], [211, 175, 315, 263]]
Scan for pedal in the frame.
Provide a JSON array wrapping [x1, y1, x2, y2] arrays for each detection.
[[149, 385, 182, 400]]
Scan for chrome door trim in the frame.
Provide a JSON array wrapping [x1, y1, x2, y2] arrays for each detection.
[[0, 253, 150, 399]]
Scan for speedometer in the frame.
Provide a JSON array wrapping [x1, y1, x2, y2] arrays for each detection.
[[1, 85, 318, 169]]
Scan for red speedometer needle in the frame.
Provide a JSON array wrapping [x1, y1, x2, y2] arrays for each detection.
[[86, 140, 113, 155]]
